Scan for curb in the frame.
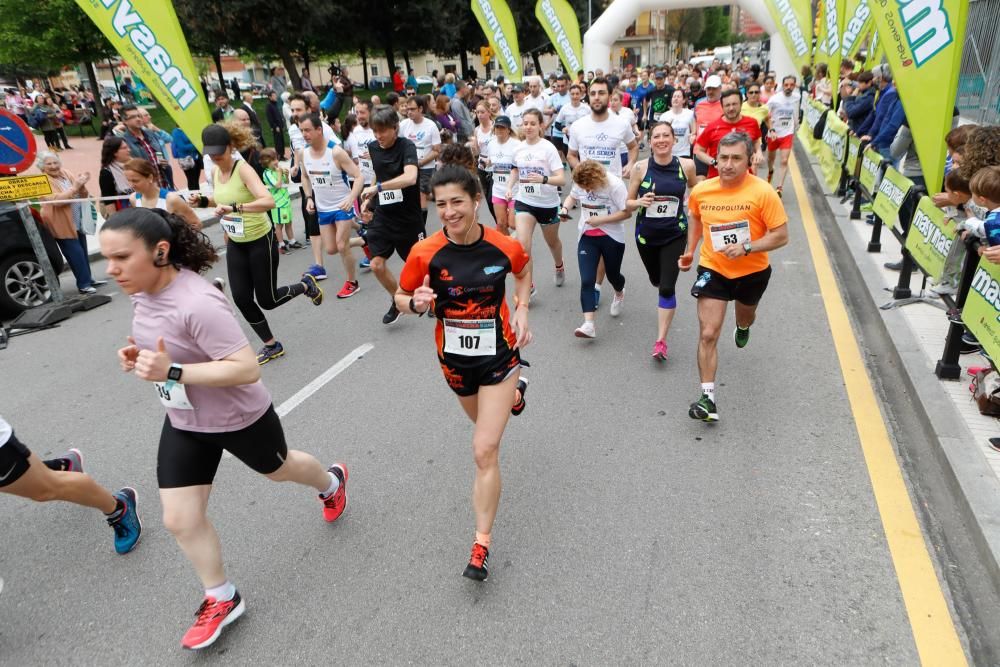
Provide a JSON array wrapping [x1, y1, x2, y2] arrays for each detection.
[[796, 146, 1000, 596]]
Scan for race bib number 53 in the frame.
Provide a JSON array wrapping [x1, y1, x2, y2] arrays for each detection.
[[709, 220, 750, 250]]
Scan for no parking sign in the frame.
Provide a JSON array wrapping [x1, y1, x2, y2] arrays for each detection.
[[0, 109, 38, 175]]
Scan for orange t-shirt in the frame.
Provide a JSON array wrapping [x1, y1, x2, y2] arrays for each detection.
[[688, 174, 787, 278]]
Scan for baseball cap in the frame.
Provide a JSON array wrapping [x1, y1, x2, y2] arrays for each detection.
[[494, 115, 512, 129], [201, 124, 231, 156], [512, 84, 525, 93], [705, 75, 723, 89], [654, 71, 666, 79]]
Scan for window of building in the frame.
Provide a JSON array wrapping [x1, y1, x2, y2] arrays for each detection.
[[370, 64, 379, 76]]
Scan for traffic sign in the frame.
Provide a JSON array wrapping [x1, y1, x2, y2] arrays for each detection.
[[0, 109, 38, 175], [0, 174, 52, 201]]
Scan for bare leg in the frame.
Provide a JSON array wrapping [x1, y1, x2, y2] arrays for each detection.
[[335, 222, 356, 282], [161, 485, 226, 589], [370, 256, 398, 295], [265, 449, 331, 492], [657, 306, 677, 342], [515, 213, 537, 256], [4, 452, 117, 513], [696, 297, 727, 384], [540, 222, 563, 269], [733, 301, 759, 329]]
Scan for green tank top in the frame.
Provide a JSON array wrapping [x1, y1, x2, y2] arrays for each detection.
[[213, 160, 270, 243], [263, 168, 291, 210]]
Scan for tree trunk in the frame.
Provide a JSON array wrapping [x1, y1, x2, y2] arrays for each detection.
[[302, 46, 311, 76], [107, 57, 121, 97], [213, 50, 225, 92], [384, 43, 396, 84], [460, 50, 470, 80], [83, 61, 102, 103], [402, 51, 412, 76], [361, 45, 369, 90], [531, 52, 543, 77], [277, 47, 302, 90]]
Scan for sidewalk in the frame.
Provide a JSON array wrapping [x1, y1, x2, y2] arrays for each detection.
[[797, 148, 1000, 585]]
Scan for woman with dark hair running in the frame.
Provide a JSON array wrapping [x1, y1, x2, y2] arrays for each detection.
[[100, 207, 349, 650], [188, 124, 323, 365], [395, 165, 532, 582]]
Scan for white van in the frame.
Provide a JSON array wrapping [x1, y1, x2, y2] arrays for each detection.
[[713, 46, 733, 64]]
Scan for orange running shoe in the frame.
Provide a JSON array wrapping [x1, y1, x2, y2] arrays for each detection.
[[463, 542, 490, 581], [320, 463, 349, 522], [181, 592, 245, 650]]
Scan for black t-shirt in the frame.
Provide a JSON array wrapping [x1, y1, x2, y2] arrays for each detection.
[[646, 85, 675, 119], [369, 136, 421, 231]]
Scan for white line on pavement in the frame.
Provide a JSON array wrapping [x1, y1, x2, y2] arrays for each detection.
[[275, 343, 374, 417]]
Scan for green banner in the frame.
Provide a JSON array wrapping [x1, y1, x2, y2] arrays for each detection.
[[816, 0, 828, 63], [75, 0, 211, 149], [535, 0, 582, 78], [824, 0, 848, 104], [859, 145, 884, 195], [847, 134, 862, 176], [873, 165, 914, 232], [865, 29, 882, 69], [472, 0, 523, 83], [905, 196, 956, 280], [964, 257, 1000, 362], [867, 0, 968, 194], [763, 0, 813, 74], [841, 0, 873, 58], [819, 112, 849, 191], [797, 97, 825, 154]]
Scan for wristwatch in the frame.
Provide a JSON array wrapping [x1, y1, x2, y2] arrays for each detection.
[[165, 363, 183, 391], [376, 182, 383, 192], [710, 158, 718, 167], [409, 297, 426, 317], [542, 175, 549, 184], [742, 241, 753, 255]]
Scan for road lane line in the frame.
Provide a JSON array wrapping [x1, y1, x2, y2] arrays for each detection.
[[789, 155, 966, 665], [275, 343, 374, 417], [223, 343, 373, 459]]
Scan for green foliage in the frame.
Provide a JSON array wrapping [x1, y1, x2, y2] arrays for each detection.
[[666, 9, 705, 47], [0, 0, 114, 78], [694, 7, 731, 50]]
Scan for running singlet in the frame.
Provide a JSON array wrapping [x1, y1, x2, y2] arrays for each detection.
[[303, 142, 352, 212], [345, 126, 376, 184], [570, 173, 629, 243], [136, 188, 169, 210], [130, 268, 272, 432], [767, 92, 800, 138], [475, 125, 494, 172], [636, 156, 688, 245], [399, 118, 441, 169], [567, 115, 634, 178], [513, 140, 563, 207], [661, 108, 695, 157], [399, 225, 529, 369], [369, 137, 421, 231], [688, 174, 787, 279], [694, 115, 763, 178], [213, 160, 270, 242], [487, 137, 521, 198]]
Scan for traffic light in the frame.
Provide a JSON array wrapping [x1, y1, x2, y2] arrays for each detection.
[[481, 46, 493, 65]]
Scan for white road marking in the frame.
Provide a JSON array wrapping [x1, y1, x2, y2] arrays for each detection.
[[223, 343, 373, 458]]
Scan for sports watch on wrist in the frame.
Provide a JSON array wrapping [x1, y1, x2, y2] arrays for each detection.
[[742, 241, 753, 255], [165, 363, 183, 391]]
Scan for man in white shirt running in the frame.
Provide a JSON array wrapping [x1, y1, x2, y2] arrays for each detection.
[[765, 75, 801, 196], [567, 77, 638, 179]]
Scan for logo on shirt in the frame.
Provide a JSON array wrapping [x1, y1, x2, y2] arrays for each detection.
[[596, 133, 608, 142], [439, 269, 454, 281], [483, 266, 504, 275]]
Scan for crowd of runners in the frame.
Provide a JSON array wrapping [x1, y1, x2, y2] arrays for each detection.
[[6, 59, 799, 650]]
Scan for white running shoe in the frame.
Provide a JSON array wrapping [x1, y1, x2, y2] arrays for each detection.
[[574, 321, 596, 338], [610, 290, 625, 317], [554, 267, 565, 286]]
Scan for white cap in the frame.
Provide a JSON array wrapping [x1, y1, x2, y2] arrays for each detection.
[[705, 75, 723, 89]]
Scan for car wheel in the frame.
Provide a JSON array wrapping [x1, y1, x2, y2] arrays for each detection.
[[0, 252, 52, 315]]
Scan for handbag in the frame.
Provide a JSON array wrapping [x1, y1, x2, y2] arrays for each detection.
[[178, 156, 196, 170], [80, 198, 101, 235], [970, 368, 1000, 416]]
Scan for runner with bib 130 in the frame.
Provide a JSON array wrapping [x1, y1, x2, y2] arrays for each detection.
[[679, 131, 788, 422], [395, 165, 532, 582], [100, 207, 349, 650]]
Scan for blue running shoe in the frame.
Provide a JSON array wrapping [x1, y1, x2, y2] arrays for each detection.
[[257, 341, 285, 365], [108, 487, 141, 554], [305, 264, 327, 281], [359, 256, 371, 271]]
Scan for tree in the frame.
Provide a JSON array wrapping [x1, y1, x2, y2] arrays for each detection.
[[695, 7, 731, 50], [0, 0, 115, 100], [666, 9, 705, 48]]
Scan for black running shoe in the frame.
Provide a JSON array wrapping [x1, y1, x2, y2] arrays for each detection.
[[383, 301, 401, 325], [463, 542, 489, 581], [511, 377, 529, 416]]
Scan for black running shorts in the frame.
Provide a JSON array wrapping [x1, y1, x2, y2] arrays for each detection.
[[366, 224, 425, 261], [695, 159, 709, 177], [439, 350, 521, 397], [513, 201, 560, 226], [0, 432, 32, 488], [157, 405, 288, 488], [690, 264, 772, 306]]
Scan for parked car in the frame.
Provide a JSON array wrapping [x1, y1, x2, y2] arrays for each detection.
[[0, 204, 66, 317], [368, 75, 392, 90], [416, 76, 434, 86]]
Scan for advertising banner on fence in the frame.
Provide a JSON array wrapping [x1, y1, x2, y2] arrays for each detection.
[[797, 97, 826, 153], [963, 256, 1000, 362], [75, 0, 211, 149], [535, 0, 583, 78], [841, 0, 872, 59], [473, 0, 523, 83], [763, 0, 813, 74], [905, 196, 955, 280], [819, 112, 849, 191], [859, 145, 884, 195], [866, 0, 968, 194], [873, 165, 915, 232], [846, 133, 862, 176]]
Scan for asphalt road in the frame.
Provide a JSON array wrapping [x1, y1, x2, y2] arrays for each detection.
[[0, 174, 946, 664]]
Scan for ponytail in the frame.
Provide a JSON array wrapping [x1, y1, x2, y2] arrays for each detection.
[[101, 207, 218, 273]]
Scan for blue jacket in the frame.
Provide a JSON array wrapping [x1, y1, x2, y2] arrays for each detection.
[[856, 84, 898, 143], [873, 96, 905, 150], [171, 128, 200, 160], [122, 127, 165, 162], [844, 87, 875, 134]]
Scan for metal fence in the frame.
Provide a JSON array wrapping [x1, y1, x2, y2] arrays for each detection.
[[957, 0, 1000, 124]]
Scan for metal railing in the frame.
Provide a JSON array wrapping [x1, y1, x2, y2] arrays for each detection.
[[957, 0, 1000, 124]]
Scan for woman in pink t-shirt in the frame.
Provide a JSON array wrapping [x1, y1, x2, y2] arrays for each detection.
[[99, 207, 350, 651]]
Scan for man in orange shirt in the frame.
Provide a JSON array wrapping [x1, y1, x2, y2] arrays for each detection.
[[679, 131, 789, 422]]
